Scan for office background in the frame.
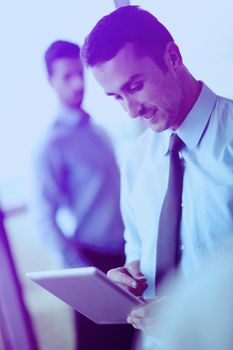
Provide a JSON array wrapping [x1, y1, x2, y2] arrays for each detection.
[[0, 1, 232, 349]]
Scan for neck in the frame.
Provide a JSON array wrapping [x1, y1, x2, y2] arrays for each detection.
[[61, 102, 82, 112], [179, 68, 202, 123]]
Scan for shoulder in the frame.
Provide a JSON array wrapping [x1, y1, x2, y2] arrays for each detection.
[[215, 95, 233, 120], [32, 125, 63, 166], [88, 121, 112, 142], [202, 95, 233, 164], [85, 121, 117, 155], [210, 95, 233, 142]]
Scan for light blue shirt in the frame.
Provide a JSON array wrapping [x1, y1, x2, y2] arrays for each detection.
[[121, 84, 233, 297], [32, 106, 124, 267]]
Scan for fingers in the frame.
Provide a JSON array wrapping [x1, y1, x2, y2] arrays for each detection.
[[127, 261, 147, 281], [127, 316, 142, 329], [127, 305, 147, 329], [127, 308, 154, 330], [107, 267, 138, 290], [127, 261, 148, 295], [107, 261, 148, 296], [127, 296, 167, 330], [127, 261, 143, 279]]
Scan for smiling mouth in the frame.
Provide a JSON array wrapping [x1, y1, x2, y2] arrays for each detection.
[[144, 108, 158, 122]]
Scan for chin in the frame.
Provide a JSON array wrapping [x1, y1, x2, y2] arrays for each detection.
[[149, 123, 166, 133], [71, 100, 83, 109]]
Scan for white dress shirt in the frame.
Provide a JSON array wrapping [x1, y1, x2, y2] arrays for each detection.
[[121, 83, 233, 297]]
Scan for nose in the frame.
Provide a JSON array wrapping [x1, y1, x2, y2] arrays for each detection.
[[122, 96, 141, 119], [72, 75, 84, 90]]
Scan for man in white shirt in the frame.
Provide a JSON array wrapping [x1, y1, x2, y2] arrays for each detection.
[[81, 5, 233, 337]]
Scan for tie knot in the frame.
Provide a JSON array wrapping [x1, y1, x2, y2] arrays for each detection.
[[169, 134, 184, 153]]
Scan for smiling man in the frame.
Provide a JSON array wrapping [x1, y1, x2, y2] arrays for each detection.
[[81, 5, 233, 343], [92, 40, 201, 132]]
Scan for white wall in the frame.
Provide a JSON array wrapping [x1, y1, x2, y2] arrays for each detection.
[[1, 0, 232, 206], [135, 0, 233, 97]]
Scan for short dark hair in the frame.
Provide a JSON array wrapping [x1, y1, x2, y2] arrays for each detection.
[[81, 5, 174, 70], [44, 40, 81, 76]]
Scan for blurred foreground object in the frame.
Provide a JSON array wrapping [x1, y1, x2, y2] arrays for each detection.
[[154, 248, 233, 350]]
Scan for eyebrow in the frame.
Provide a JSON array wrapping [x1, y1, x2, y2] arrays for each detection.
[[106, 74, 142, 96]]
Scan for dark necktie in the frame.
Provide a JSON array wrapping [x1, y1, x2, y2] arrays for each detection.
[[155, 133, 185, 287]]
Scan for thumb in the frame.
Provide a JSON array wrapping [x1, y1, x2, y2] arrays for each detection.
[[127, 262, 146, 280]]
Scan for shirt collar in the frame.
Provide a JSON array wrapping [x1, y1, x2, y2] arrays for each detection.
[[162, 130, 173, 155], [56, 104, 89, 128], [163, 83, 217, 154], [177, 83, 217, 150]]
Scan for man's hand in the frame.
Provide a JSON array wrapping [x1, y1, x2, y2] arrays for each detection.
[[127, 296, 167, 337], [107, 260, 148, 296]]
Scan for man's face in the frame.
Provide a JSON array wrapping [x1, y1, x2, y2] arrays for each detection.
[[49, 57, 84, 109], [92, 43, 184, 132]]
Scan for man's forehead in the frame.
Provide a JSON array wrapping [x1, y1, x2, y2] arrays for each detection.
[[92, 65, 131, 96], [91, 44, 147, 93], [53, 57, 82, 69]]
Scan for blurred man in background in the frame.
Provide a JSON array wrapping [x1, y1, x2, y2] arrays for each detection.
[[32, 40, 134, 350]]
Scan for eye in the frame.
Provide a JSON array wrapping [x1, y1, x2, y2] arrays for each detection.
[[113, 95, 123, 101], [128, 81, 144, 93], [64, 72, 83, 82]]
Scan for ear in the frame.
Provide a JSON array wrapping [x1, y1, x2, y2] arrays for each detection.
[[48, 74, 54, 87], [163, 42, 183, 73]]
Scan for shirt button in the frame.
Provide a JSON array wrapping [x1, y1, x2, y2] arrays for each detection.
[[180, 244, 185, 251]]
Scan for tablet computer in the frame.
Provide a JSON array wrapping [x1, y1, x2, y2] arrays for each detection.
[[26, 266, 144, 324]]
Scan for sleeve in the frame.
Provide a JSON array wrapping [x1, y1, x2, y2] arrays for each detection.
[[120, 159, 142, 265], [30, 140, 75, 265]]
